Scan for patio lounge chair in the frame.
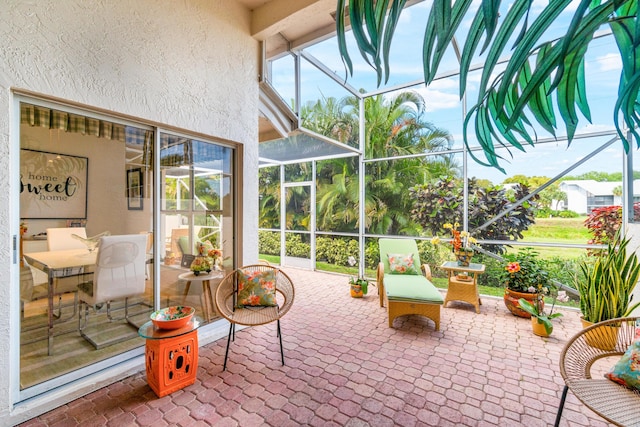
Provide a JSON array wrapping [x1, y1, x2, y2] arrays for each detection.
[[555, 316, 640, 427], [377, 238, 444, 330]]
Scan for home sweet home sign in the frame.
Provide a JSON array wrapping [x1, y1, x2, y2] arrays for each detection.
[[20, 149, 88, 219]]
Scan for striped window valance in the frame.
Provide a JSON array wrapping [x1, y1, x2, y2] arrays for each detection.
[[21, 103, 154, 167], [21, 103, 127, 141]]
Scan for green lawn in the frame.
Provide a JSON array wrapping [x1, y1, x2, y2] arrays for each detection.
[[514, 217, 592, 259]]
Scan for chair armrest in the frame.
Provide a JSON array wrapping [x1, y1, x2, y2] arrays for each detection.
[[377, 262, 385, 307], [421, 264, 432, 281]]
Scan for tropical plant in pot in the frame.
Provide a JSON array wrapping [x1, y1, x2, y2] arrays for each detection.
[[517, 296, 563, 337], [575, 232, 640, 333], [349, 276, 369, 298], [502, 248, 552, 318]]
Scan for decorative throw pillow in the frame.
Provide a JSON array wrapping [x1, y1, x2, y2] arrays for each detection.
[[605, 324, 640, 391], [236, 269, 277, 307], [387, 253, 419, 275]]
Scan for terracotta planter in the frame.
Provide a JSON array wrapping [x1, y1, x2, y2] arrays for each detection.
[[531, 317, 552, 337], [350, 284, 363, 298], [455, 249, 474, 266], [580, 317, 619, 351], [503, 288, 542, 318]]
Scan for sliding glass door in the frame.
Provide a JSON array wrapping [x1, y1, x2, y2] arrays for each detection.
[[18, 101, 236, 396]]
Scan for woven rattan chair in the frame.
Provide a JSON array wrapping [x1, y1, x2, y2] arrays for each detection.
[[214, 264, 295, 370], [555, 316, 640, 427]]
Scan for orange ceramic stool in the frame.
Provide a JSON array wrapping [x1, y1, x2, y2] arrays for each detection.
[[138, 318, 201, 397]]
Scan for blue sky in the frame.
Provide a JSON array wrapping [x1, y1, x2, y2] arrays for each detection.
[[271, 0, 630, 185]]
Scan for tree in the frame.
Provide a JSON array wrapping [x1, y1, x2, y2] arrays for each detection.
[[304, 92, 457, 234], [538, 183, 567, 211], [336, 1, 640, 172], [409, 177, 539, 253]]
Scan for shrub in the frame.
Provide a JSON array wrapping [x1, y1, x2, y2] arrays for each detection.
[[285, 233, 310, 257], [316, 236, 359, 266], [409, 177, 539, 254], [258, 230, 280, 255]]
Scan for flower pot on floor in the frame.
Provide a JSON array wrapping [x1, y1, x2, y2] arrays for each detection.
[[504, 288, 542, 318], [580, 317, 619, 351], [531, 317, 552, 337], [350, 284, 363, 298]]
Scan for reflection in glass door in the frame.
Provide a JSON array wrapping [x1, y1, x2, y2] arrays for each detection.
[[18, 101, 155, 392], [159, 133, 234, 323], [283, 183, 313, 269]]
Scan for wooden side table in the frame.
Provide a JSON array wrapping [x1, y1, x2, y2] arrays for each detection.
[[138, 317, 201, 397], [178, 271, 223, 321], [440, 261, 486, 314]]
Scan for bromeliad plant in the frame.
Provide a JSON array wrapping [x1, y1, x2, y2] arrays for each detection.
[[576, 232, 640, 324]]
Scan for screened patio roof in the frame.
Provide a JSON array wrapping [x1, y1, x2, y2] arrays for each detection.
[[259, 127, 359, 166]]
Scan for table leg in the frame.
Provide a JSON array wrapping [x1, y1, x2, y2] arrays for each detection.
[[181, 281, 192, 305], [47, 271, 54, 356], [201, 280, 211, 321]]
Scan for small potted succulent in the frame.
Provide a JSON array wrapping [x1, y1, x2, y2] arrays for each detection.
[[349, 276, 369, 298]]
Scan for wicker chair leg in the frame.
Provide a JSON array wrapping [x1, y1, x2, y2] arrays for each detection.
[[223, 322, 233, 371], [554, 385, 569, 427], [277, 319, 284, 366]]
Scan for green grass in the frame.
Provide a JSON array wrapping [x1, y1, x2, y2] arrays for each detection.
[[513, 217, 592, 259]]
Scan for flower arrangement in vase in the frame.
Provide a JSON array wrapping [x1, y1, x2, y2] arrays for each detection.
[[190, 256, 212, 276], [432, 222, 477, 266], [207, 248, 223, 270]]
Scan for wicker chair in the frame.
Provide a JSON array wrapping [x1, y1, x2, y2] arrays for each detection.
[[555, 317, 640, 427], [214, 264, 295, 370]]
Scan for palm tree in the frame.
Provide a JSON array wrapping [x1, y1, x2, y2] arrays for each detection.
[[336, 0, 640, 172], [305, 91, 457, 234]]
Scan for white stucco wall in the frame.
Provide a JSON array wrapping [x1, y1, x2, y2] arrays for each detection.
[[0, 0, 259, 424]]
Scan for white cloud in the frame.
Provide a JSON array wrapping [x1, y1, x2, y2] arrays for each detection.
[[595, 53, 622, 73], [414, 86, 462, 112]]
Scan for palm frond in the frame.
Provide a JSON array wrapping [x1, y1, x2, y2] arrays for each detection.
[[336, 0, 640, 171]]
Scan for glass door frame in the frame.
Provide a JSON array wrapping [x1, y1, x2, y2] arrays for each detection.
[[280, 162, 316, 269]]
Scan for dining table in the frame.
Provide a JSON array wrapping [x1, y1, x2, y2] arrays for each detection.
[[23, 248, 97, 355]]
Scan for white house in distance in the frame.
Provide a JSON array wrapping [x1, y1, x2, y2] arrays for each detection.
[[559, 180, 640, 214]]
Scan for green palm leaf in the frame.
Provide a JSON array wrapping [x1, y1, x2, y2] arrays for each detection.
[[336, 0, 640, 171]]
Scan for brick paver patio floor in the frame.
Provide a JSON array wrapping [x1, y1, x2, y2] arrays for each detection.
[[19, 267, 613, 426]]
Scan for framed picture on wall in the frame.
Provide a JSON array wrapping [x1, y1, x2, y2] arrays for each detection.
[[20, 149, 88, 219], [127, 168, 143, 210]]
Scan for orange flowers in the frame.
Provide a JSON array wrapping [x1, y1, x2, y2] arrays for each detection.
[[505, 262, 521, 274]]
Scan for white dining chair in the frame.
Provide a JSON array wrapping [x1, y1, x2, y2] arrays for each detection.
[[77, 234, 148, 349], [46, 227, 87, 251], [45, 227, 88, 318]]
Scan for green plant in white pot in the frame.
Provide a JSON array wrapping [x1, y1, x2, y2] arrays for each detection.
[[575, 232, 640, 325]]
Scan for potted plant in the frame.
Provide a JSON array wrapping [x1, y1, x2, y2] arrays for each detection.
[[575, 232, 640, 330], [349, 276, 369, 298], [517, 296, 563, 337], [502, 248, 552, 318]]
